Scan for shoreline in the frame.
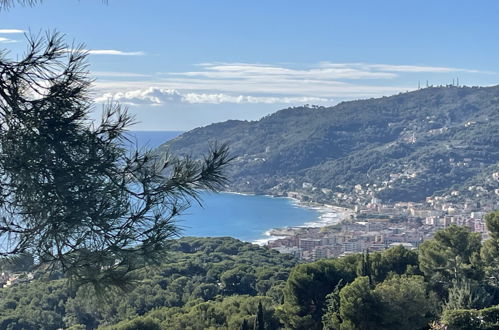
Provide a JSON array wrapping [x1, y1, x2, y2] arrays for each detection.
[[222, 190, 353, 245]]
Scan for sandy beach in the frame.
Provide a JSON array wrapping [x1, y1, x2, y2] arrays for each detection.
[[251, 195, 353, 245]]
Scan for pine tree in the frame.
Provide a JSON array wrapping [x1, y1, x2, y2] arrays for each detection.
[[358, 249, 372, 285], [254, 301, 265, 330], [322, 279, 343, 330], [240, 319, 250, 330], [445, 280, 491, 310], [0, 33, 231, 287], [481, 211, 499, 282]]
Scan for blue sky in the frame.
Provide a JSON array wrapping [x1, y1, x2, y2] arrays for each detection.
[[1, 0, 499, 130]]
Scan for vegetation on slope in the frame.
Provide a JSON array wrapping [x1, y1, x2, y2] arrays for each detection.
[[160, 86, 499, 202], [0, 237, 296, 329], [0, 211, 498, 329]]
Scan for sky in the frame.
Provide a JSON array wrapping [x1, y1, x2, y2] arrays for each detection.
[[1, 0, 499, 130]]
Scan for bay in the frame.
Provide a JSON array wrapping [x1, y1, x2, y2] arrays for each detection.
[[128, 130, 336, 243], [176, 192, 321, 243]]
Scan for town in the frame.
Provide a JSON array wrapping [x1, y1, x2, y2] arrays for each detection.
[[266, 170, 499, 261]]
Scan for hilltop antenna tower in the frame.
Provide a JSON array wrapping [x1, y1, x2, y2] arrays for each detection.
[[410, 132, 416, 144]]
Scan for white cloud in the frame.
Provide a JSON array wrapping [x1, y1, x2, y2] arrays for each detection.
[[91, 61, 489, 107], [94, 76, 412, 100], [182, 93, 331, 104], [170, 62, 397, 80], [96, 88, 183, 105], [0, 37, 18, 43], [0, 29, 24, 34], [62, 48, 145, 56], [95, 87, 333, 105], [87, 49, 145, 56], [165, 62, 485, 82]]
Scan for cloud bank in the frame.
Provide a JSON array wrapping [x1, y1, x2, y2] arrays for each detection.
[[62, 48, 146, 56], [0, 29, 24, 34], [87, 49, 145, 56], [94, 62, 488, 106], [95, 87, 332, 105], [0, 37, 18, 43], [0, 29, 24, 43]]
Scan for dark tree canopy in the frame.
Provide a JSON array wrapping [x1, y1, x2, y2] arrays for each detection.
[[0, 33, 232, 287], [419, 225, 483, 285], [481, 211, 499, 281]]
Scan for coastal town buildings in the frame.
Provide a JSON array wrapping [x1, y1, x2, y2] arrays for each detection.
[[266, 174, 498, 261]]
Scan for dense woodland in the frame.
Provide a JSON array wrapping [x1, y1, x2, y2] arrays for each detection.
[[161, 86, 499, 203], [0, 211, 497, 329]]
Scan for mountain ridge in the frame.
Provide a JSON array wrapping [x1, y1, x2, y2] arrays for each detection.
[[158, 85, 499, 204]]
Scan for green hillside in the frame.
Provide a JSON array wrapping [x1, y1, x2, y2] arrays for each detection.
[[2, 215, 499, 329], [159, 85, 499, 203], [0, 237, 297, 329]]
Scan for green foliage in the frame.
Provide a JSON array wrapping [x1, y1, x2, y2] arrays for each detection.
[[441, 309, 482, 330], [330, 275, 435, 330], [254, 301, 265, 330], [0, 34, 232, 286], [67, 325, 86, 330], [374, 275, 436, 330], [0, 279, 68, 329], [485, 211, 499, 240], [293, 247, 421, 330], [1, 215, 499, 329], [321, 280, 343, 330], [164, 86, 499, 203], [357, 250, 372, 283], [279, 258, 356, 329], [481, 211, 499, 280], [419, 225, 483, 285], [111, 317, 162, 330], [445, 280, 492, 310], [220, 265, 257, 295], [0, 253, 35, 272], [116, 295, 281, 330], [240, 318, 250, 330], [441, 305, 499, 330], [0, 237, 295, 329], [337, 276, 381, 330], [370, 245, 421, 283]]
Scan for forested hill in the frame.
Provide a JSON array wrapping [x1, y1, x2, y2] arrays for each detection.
[[158, 85, 499, 203], [2, 219, 499, 329]]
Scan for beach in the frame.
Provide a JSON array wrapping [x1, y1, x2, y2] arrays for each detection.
[[251, 197, 353, 245]]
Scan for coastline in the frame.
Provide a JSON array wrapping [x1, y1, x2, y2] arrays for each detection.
[[288, 198, 353, 228], [222, 191, 353, 245]]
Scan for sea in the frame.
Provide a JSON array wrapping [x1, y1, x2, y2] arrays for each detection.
[[129, 130, 343, 244], [125, 130, 184, 149]]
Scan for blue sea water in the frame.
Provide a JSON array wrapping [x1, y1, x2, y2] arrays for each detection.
[[176, 192, 320, 243], [126, 130, 183, 149], [128, 131, 324, 243]]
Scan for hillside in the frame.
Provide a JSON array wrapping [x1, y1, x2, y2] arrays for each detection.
[[158, 85, 499, 203], [0, 237, 297, 329], [2, 219, 499, 329]]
